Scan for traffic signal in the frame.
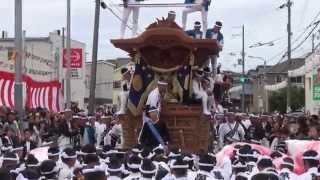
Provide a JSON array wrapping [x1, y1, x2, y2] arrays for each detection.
[[240, 76, 250, 84]]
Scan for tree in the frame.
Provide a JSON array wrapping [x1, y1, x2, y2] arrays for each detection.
[[269, 86, 305, 113]]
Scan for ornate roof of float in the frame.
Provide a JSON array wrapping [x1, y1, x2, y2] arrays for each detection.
[[111, 18, 219, 69]]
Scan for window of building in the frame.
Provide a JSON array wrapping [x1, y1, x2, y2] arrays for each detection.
[[296, 76, 302, 83], [290, 77, 296, 83], [276, 76, 282, 83]]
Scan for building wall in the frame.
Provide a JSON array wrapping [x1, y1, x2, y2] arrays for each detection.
[[85, 61, 115, 105], [305, 50, 320, 114], [0, 39, 56, 81]]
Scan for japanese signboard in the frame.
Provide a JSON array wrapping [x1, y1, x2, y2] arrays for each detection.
[[63, 48, 83, 68], [313, 68, 320, 101]]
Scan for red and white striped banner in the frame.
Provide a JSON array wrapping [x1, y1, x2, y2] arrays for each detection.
[[0, 71, 63, 112]]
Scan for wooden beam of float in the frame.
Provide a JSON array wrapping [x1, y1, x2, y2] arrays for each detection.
[[111, 19, 219, 71]]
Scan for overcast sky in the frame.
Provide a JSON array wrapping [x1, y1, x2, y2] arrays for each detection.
[[0, 0, 319, 72]]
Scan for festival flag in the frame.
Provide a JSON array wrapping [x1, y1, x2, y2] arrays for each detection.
[[127, 58, 155, 116]]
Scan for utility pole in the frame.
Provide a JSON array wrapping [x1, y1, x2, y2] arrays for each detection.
[[263, 60, 267, 112], [241, 25, 245, 113], [14, 0, 24, 121], [312, 33, 315, 53], [286, 0, 292, 113], [88, 0, 101, 114], [61, 28, 65, 93], [66, 0, 71, 109]]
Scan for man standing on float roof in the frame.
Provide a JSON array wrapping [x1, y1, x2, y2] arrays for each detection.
[[120, 0, 143, 38], [182, 0, 211, 35]]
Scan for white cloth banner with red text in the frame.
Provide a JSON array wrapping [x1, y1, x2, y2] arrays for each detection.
[[0, 71, 63, 112]]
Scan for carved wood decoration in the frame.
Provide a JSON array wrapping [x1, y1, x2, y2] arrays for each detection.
[[111, 18, 218, 153], [111, 18, 219, 69]]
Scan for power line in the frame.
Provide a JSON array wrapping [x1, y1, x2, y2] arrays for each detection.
[[102, 1, 133, 31]]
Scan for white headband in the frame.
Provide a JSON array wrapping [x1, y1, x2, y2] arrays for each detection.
[[26, 162, 41, 167], [139, 165, 157, 174], [11, 147, 24, 151], [61, 152, 77, 159], [2, 146, 13, 151], [47, 152, 60, 157], [139, 152, 155, 159], [100, 157, 110, 164], [183, 156, 193, 162], [41, 166, 59, 175], [82, 165, 106, 174], [153, 144, 164, 152], [208, 153, 215, 158], [102, 150, 118, 155], [168, 152, 181, 158], [236, 172, 248, 178], [260, 169, 279, 177], [148, 109, 158, 113], [127, 163, 141, 169], [232, 162, 247, 168], [170, 160, 188, 169], [77, 151, 96, 156], [237, 151, 251, 157], [302, 155, 319, 160], [107, 165, 124, 172], [281, 162, 294, 167], [247, 161, 256, 166], [158, 81, 168, 85], [198, 162, 214, 167], [2, 155, 19, 162], [132, 148, 142, 153]]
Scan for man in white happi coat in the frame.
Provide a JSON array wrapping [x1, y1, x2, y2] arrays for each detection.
[[192, 69, 211, 115], [57, 109, 76, 149], [182, 0, 211, 35], [146, 78, 168, 114], [299, 150, 319, 179], [279, 157, 298, 180], [116, 67, 132, 115], [203, 67, 215, 112], [104, 117, 123, 148], [120, 0, 143, 38], [58, 148, 77, 180], [218, 112, 245, 148]]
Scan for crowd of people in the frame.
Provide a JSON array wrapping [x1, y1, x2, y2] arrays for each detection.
[[0, 103, 320, 179]]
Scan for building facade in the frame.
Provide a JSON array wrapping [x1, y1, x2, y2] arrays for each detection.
[[250, 58, 305, 113], [85, 60, 115, 107], [305, 49, 320, 114]]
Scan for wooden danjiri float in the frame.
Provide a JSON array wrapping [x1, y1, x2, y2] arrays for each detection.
[[111, 18, 219, 153]]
